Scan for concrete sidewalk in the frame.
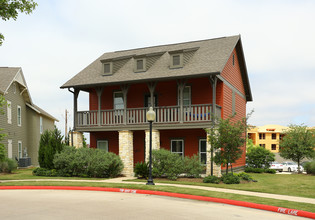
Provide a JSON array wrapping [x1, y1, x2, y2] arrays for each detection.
[[1, 177, 315, 205]]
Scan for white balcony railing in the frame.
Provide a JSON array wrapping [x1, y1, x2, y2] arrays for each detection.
[[77, 104, 221, 127]]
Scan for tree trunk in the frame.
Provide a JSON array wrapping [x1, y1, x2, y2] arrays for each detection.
[[226, 163, 228, 175]]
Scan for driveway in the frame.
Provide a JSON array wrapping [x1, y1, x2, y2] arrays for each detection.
[[0, 189, 305, 220]]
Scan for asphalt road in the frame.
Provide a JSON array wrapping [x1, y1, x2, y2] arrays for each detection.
[[0, 190, 306, 220]]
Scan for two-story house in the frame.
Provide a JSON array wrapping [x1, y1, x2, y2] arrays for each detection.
[[0, 67, 58, 166], [61, 35, 252, 176]]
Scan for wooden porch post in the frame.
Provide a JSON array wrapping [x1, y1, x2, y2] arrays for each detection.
[[121, 84, 129, 125], [147, 82, 157, 107], [209, 75, 217, 122], [95, 87, 104, 126], [73, 89, 80, 130]]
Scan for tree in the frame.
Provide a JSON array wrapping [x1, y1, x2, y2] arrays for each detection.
[[246, 140, 275, 168], [0, 0, 38, 46], [38, 126, 65, 169], [0, 95, 7, 162], [279, 124, 315, 173], [207, 115, 247, 175]]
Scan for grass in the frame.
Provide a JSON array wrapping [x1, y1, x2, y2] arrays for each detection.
[[127, 173, 315, 199], [0, 180, 314, 213], [1, 169, 314, 213]]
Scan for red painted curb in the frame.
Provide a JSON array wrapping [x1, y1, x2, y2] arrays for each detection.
[[0, 186, 314, 219]]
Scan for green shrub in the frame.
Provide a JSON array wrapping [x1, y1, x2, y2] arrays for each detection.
[[134, 162, 149, 179], [245, 167, 264, 173], [152, 149, 184, 180], [38, 127, 64, 169], [0, 144, 6, 162], [32, 167, 58, 177], [183, 155, 203, 178], [0, 158, 17, 173], [87, 150, 123, 178], [304, 161, 315, 175], [246, 145, 275, 168], [54, 147, 123, 178], [203, 175, 220, 184], [264, 168, 276, 174], [221, 173, 240, 184], [236, 172, 253, 181]]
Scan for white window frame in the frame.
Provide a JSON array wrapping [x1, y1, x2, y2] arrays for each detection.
[[134, 58, 146, 72], [178, 85, 191, 106], [97, 140, 108, 152], [18, 141, 22, 159], [7, 100, 12, 124], [40, 116, 43, 134], [113, 91, 124, 110], [17, 105, 21, 126], [8, 139, 13, 159], [199, 139, 207, 165], [171, 139, 184, 158], [170, 53, 183, 68], [103, 62, 113, 75]]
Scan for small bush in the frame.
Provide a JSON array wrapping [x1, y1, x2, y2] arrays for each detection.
[[203, 175, 220, 184], [134, 162, 149, 179], [221, 173, 240, 184], [152, 149, 184, 180], [304, 161, 315, 175], [264, 168, 276, 174], [236, 172, 253, 181], [183, 155, 203, 178], [245, 167, 264, 173], [0, 158, 17, 173]]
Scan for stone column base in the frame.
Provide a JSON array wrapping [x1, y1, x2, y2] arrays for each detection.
[[69, 131, 83, 148], [145, 129, 160, 162], [119, 130, 134, 177]]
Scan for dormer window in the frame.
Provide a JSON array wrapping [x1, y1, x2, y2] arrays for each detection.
[[170, 53, 183, 68], [134, 58, 146, 72], [103, 62, 113, 75]]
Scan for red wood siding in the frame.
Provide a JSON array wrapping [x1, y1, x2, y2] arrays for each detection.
[[160, 129, 207, 157], [133, 130, 145, 164], [90, 131, 119, 155], [222, 84, 233, 120], [221, 48, 245, 95]]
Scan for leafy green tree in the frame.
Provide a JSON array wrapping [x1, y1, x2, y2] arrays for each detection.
[[246, 143, 275, 168], [279, 124, 315, 173], [38, 126, 65, 169], [0, 0, 38, 45], [207, 115, 247, 175], [0, 95, 7, 162]]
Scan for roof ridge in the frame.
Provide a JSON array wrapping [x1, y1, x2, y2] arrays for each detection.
[[113, 35, 239, 54]]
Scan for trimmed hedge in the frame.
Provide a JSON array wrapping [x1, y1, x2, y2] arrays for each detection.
[[134, 162, 149, 179], [304, 161, 315, 175], [0, 158, 17, 173], [203, 175, 220, 184]]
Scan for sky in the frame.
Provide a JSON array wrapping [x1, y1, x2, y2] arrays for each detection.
[[1, 0, 315, 142]]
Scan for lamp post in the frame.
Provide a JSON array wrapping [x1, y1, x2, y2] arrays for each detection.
[[146, 106, 156, 185]]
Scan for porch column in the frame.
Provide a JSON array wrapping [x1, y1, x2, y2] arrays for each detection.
[[206, 131, 221, 177], [145, 129, 160, 162], [177, 80, 187, 123], [95, 87, 103, 126], [73, 89, 80, 130], [147, 82, 157, 107], [209, 75, 217, 121], [121, 85, 129, 125], [69, 131, 83, 148], [119, 130, 134, 176]]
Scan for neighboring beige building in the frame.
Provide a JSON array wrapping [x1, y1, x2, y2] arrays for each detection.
[[248, 124, 288, 153]]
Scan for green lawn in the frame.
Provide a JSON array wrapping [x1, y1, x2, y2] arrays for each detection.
[[1, 169, 315, 213], [127, 173, 315, 199]]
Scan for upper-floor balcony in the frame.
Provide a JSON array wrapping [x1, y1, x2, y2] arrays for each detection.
[[76, 104, 221, 132]]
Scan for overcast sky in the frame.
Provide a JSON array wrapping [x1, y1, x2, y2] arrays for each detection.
[[1, 0, 315, 140]]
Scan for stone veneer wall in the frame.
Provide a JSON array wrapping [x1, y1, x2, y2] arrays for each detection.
[[145, 129, 160, 162], [69, 131, 83, 148], [119, 130, 134, 177]]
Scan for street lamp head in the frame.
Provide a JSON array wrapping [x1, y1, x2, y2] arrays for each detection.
[[146, 107, 156, 122]]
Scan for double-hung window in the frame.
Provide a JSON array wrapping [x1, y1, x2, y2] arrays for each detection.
[[135, 58, 146, 72], [199, 139, 207, 165], [97, 140, 108, 152], [178, 86, 191, 106], [171, 139, 184, 158], [18, 141, 22, 159], [114, 92, 124, 110], [170, 53, 183, 68], [17, 105, 21, 126]]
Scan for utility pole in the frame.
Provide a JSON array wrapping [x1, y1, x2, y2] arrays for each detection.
[[65, 109, 68, 139]]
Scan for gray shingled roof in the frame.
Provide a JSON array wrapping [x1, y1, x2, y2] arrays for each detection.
[[0, 67, 21, 94], [0, 67, 58, 121], [61, 35, 252, 101]]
